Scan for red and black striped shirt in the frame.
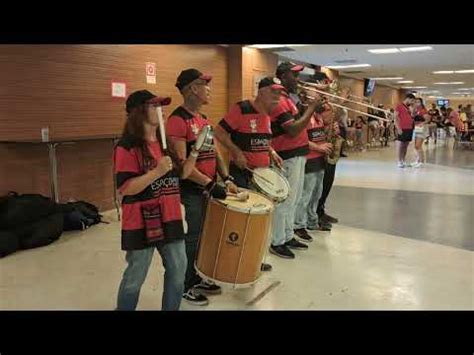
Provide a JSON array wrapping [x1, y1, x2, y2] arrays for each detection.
[[270, 93, 309, 160], [114, 136, 184, 250], [167, 106, 217, 193], [219, 100, 272, 169], [306, 114, 327, 173]]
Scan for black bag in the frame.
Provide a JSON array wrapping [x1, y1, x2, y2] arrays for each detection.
[[14, 212, 64, 250], [60, 201, 103, 230], [0, 192, 59, 229], [0, 230, 20, 258]]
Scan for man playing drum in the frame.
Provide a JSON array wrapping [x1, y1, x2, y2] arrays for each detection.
[[214, 76, 285, 271], [167, 68, 239, 306]]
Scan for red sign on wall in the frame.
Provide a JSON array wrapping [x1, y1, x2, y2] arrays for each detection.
[[146, 62, 156, 76]]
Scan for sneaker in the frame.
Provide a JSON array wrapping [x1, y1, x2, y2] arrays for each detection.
[[398, 161, 406, 168], [270, 245, 295, 259], [285, 238, 309, 250], [322, 213, 338, 224], [317, 223, 332, 232], [412, 162, 423, 168], [261, 263, 272, 272], [194, 280, 222, 295], [183, 288, 209, 306], [294, 228, 313, 243]]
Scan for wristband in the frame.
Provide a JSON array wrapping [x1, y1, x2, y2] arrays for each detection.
[[223, 175, 235, 184]]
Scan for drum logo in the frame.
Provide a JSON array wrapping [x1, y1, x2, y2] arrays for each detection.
[[227, 232, 240, 246]]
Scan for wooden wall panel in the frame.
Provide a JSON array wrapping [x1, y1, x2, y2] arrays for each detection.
[[0, 45, 228, 140], [227, 45, 243, 110], [0, 45, 228, 210], [0, 145, 50, 197], [242, 47, 278, 100]]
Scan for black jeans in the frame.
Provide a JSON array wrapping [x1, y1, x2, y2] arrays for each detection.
[[317, 162, 336, 218], [181, 190, 207, 292]]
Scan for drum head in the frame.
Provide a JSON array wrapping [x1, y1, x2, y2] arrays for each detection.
[[195, 125, 213, 151], [217, 189, 273, 214], [252, 168, 289, 202]]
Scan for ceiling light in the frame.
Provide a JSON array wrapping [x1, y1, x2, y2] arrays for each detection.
[[433, 69, 474, 74], [368, 48, 400, 54], [246, 45, 285, 49], [399, 46, 433, 52], [246, 44, 310, 49], [458, 88, 471, 91], [402, 86, 427, 89], [326, 64, 371, 69], [397, 80, 414, 83], [371, 77, 404, 80], [434, 82, 465, 85]]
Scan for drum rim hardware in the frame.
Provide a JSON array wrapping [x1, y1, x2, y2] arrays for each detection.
[[213, 189, 274, 214], [194, 124, 214, 152], [251, 167, 290, 203]]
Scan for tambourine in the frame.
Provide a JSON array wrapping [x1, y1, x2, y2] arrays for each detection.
[[194, 125, 214, 152]]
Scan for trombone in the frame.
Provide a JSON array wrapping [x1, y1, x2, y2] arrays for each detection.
[[298, 80, 392, 116], [301, 93, 391, 122]]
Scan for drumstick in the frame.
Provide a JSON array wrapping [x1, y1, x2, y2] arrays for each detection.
[[245, 168, 275, 186], [227, 191, 250, 201], [156, 106, 168, 152]]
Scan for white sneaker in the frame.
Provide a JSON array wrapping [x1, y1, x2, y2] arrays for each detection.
[[412, 162, 423, 168], [398, 162, 406, 168], [405, 162, 413, 168]]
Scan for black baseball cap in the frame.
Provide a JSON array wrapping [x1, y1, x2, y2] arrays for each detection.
[[276, 62, 304, 78], [175, 68, 212, 91], [125, 90, 171, 113], [311, 71, 330, 82], [258, 76, 285, 90]]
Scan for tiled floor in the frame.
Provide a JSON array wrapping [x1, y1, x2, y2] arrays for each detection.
[[1, 138, 473, 310]]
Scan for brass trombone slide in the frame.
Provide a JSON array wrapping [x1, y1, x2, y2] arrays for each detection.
[[303, 94, 391, 122], [299, 80, 392, 115]]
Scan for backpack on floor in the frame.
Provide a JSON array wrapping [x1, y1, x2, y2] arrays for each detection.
[[60, 201, 103, 231], [14, 212, 64, 250], [0, 192, 59, 229], [0, 230, 20, 258]]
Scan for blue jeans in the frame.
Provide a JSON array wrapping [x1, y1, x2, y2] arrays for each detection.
[[294, 169, 325, 229], [271, 156, 306, 246], [116, 240, 187, 311]]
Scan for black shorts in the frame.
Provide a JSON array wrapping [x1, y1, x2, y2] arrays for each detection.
[[397, 129, 413, 142]]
